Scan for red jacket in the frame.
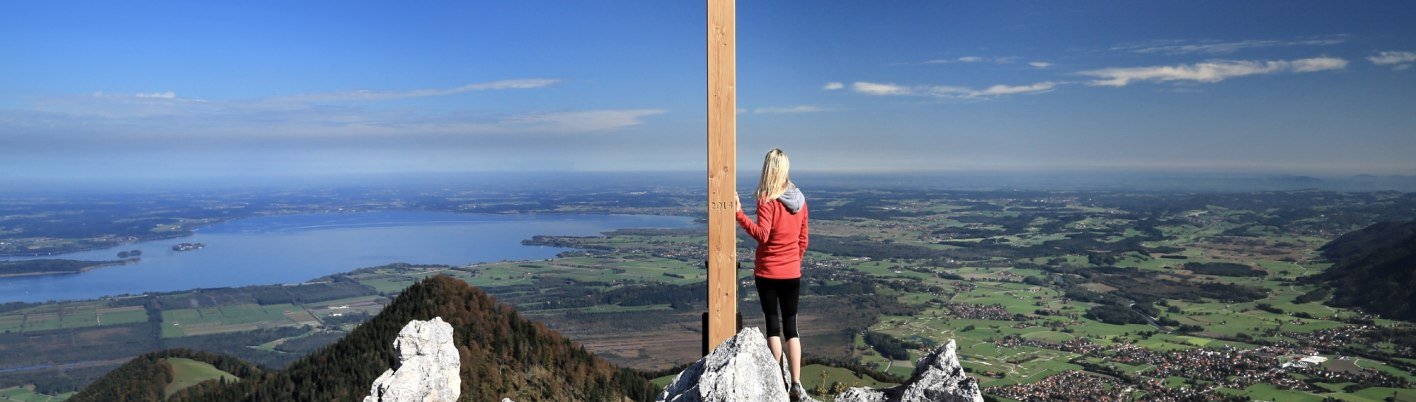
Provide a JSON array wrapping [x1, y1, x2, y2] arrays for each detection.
[[736, 196, 809, 279]]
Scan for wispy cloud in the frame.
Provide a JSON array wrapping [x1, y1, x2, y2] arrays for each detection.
[[494, 109, 663, 133], [1078, 57, 1348, 87], [922, 55, 1016, 65], [822, 82, 844, 90], [752, 105, 828, 114], [852, 82, 911, 96], [1111, 36, 1348, 55], [1368, 51, 1416, 70], [134, 92, 177, 99], [1290, 58, 1348, 72], [89, 91, 197, 101], [0, 78, 663, 155], [0, 106, 665, 149], [58, 79, 562, 119], [974, 82, 1058, 96], [851, 81, 1057, 99], [1028, 61, 1052, 68], [269, 78, 560, 103]]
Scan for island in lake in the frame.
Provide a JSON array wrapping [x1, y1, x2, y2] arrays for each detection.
[[172, 243, 205, 252]]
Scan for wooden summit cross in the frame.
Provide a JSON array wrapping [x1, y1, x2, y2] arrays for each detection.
[[705, 0, 737, 352]]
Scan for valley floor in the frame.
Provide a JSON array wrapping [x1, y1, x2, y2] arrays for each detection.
[[3, 189, 1415, 400]]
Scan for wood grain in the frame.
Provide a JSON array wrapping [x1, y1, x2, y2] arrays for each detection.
[[705, 0, 737, 351]]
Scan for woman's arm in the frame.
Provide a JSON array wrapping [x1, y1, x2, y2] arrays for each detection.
[[736, 198, 774, 244], [798, 202, 809, 259]]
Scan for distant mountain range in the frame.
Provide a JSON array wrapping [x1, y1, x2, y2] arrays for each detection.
[[73, 276, 659, 401], [11, 171, 1416, 195], [1304, 220, 1416, 322]]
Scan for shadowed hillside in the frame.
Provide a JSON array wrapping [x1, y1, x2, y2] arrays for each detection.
[[78, 275, 658, 401], [68, 349, 262, 402], [1305, 220, 1416, 322]]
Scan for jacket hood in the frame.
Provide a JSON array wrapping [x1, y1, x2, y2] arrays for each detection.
[[778, 185, 805, 214]]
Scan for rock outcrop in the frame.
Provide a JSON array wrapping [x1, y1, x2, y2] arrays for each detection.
[[834, 339, 983, 402], [658, 327, 980, 402], [658, 327, 791, 402], [364, 317, 461, 402]]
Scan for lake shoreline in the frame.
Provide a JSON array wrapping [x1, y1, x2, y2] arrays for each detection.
[[0, 210, 698, 258], [0, 259, 135, 279], [0, 211, 699, 303]]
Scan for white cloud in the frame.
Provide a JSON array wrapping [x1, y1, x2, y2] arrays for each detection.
[[976, 82, 1058, 96], [12, 77, 658, 151], [753, 105, 827, 114], [922, 56, 1015, 65], [134, 92, 177, 99], [499, 109, 664, 133], [1368, 51, 1416, 70], [822, 82, 844, 90], [1290, 57, 1348, 72], [1368, 51, 1416, 64], [89, 91, 190, 101], [852, 82, 910, 96], [1112, 36, 1348, 55], [1079, 57, 1348, 87], [67, 78, 560, 118], [1028, 62, 1052, 68], [851, 81, 1057, 99], [271, 78, 559, 103], [4, 104, 665, 145]]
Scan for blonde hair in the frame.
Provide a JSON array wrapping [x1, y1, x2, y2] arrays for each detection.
[[755, 148, 792, 200]]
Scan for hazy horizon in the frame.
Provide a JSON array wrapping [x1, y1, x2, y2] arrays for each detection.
[[5, 169, 1415, 195], [3, 1, 1415, 183]]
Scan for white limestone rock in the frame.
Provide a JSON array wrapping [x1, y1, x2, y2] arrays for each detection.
[[833, 339, 983, 402], [658, 327, 792, 402], [364, 317, 461, 402]]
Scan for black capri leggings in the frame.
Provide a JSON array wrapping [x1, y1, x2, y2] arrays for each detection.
[[755, 276, 801, 340]]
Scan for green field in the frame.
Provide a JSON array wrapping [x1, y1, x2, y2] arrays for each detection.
[[0, 304, 147, 334], [1217, 383, 1330, 402], [0, 386, 71, 402], [164, 358, 238, 397], [799, 364, 894, 394], [160, 303, 309, 338], [1350, 387, 1416, 402]]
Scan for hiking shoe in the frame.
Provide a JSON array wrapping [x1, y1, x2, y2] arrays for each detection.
[[789, 382, 804, 402]]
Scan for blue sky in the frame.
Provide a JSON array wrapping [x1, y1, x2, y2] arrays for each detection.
[[2, 1, 1414, 183]]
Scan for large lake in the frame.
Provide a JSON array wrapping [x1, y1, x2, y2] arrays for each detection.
[[0, 211, 696, 303]]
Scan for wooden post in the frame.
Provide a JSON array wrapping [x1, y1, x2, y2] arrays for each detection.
[[705, 0, 737, 351]]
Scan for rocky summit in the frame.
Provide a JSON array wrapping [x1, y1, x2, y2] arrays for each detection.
[[364, 317, 462, 402], [658, 327, 792, 402], [659, 327, 981, 402], [834, 339, 983, 402]]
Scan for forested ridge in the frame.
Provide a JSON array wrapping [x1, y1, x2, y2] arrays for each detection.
[[68, 349, 262, 402], [1304, 220, 1416, 322], [77, 275, 659, 401]]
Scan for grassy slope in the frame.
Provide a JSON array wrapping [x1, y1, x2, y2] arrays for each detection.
[[163, 358, 237, 397], [0, 386, 73, 402]]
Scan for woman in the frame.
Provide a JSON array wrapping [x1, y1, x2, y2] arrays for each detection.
[[736, 148, 809, 400]]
